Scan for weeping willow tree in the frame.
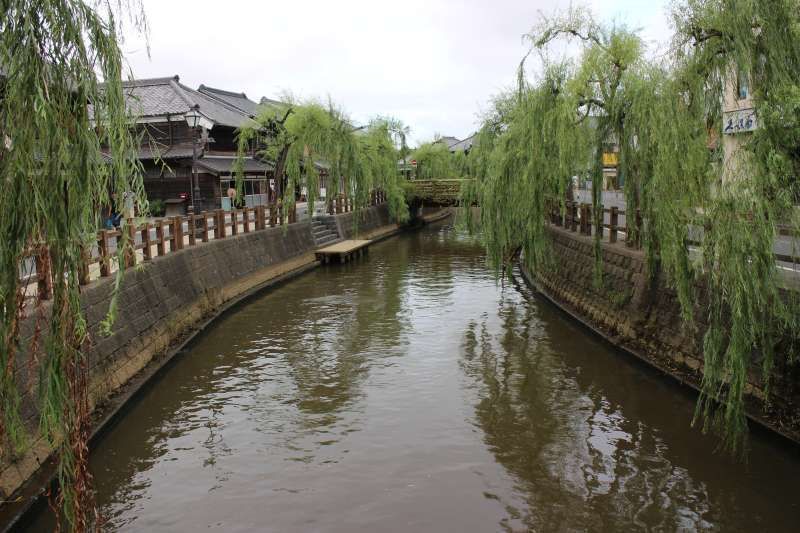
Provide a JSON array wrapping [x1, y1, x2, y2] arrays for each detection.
[[376, 115, 411, 179], [410, 141, 457, 179], [654, 0, 800, 450], [1, 0, 146, 529], [615, 0, 800, 451], [359, 118, 410, 222], [474, 6, 641, 273], [472, 1, 800, 452], [235, 99, 408, 223]]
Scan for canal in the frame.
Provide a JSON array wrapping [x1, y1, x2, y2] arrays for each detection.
[[24, 220, 800, 531]]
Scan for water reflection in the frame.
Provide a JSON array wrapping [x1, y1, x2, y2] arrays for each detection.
[[460, 271, 800, 531], [22, 222, 800, 532]]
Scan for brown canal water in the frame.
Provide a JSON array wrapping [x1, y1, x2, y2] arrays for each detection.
[[22, 221, 800, 532]]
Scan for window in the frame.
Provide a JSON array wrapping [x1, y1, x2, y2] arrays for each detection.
[[737, 68, 750, 100]]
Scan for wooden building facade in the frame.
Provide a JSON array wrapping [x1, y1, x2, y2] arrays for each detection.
[[123, 76, 272, 214]]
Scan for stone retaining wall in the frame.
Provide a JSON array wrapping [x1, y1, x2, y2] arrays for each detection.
[[527, 225, 800, 442], [334, 204, 393, 239], [0, 203, 393, 515]]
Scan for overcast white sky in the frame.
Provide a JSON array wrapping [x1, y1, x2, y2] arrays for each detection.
[[122, 0, 671, 145]]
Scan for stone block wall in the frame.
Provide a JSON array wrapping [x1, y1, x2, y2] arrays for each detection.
[[334, 203, 392, 239], [529, 225, 800, 442]]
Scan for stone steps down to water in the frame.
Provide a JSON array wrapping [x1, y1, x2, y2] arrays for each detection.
[[311, 216, 341, 247]]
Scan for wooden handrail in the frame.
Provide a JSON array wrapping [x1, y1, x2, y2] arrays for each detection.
[[21, 195, 385, 299]]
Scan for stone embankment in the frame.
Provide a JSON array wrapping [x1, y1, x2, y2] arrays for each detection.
[[0, 202, 423, 528], [522, 225, 800, 444]]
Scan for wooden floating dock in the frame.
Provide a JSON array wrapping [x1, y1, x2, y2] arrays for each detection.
[[315, 239, 371, 264]]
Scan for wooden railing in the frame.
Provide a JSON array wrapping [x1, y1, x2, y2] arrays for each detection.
[[25, 191, 387, 301], [327, 189, 386, 215], [550, 200, 800, 264], [550, 200, 641, 248]]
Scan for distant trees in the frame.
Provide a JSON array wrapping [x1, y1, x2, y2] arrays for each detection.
[[235, 100, 409, 223], [410, 142, 456, 179]]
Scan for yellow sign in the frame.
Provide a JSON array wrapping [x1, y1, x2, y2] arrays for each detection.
[[602, 152, 618, 166]]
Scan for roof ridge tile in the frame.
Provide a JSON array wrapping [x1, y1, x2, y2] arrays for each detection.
[[198, 84, 247, 99], [169, 78, 198, 110], [121, 75, 180, 87]]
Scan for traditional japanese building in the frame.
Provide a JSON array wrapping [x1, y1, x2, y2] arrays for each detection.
[[449, 133, 476, 154], [122, 76, 273, 214], [434, 135, 462, 152]]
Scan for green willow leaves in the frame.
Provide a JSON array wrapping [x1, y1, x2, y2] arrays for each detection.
[[235, 100, 408, 224], [1, 0, 146, 529], [468, 1, 800, 452]]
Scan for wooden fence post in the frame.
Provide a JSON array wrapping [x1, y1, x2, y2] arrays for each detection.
[[215, 209, 225, 239], [231, 210, 239, 235], [201, 212, 210, 243], [243, 207, 251, 233], [156, 221, 166, 256], [583, 204, 590, 235], [172, 216, 183, 250], [571, 201, 576, 230], [610, 207, 619, 243], [188, 214, 196, 246], [35, 247, 52, 300], [636, 209, 643, 249], [98, 230, 111, 277], [78, 245, 91, 285], [124, 219, 136, 267], [596, 204, 603, 239], [142, 223, 153, 261]]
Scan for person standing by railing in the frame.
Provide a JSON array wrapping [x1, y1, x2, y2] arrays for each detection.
[[122, 190, 136, 219], [106, 192, 122, 229]]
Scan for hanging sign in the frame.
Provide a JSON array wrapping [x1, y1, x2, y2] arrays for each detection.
[[723, 108, 757, 134], [602, 152, 618, 167]]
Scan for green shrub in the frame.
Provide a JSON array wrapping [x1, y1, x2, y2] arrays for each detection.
[[149, 199, 166, 217]]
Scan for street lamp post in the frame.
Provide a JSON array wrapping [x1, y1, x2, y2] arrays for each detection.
[[185, 107, 202, 212]]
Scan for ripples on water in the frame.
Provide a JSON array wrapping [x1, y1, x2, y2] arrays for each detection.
[[24, 221, 800, 532]]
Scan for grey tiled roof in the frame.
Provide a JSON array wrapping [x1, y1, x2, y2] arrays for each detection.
[[450, 133, 476, 152], [121, 76, 256, 129], [122, 76, 192, 117], [259, 96, 284, 108], [435, 136, 461, 149], [136, 142, 195, 160], [195, 155, 273, 176], [198, 85, 259, 117]]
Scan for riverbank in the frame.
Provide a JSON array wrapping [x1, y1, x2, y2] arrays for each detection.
[[519, 225, 800, 446], [0, 205, 450, 531]]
